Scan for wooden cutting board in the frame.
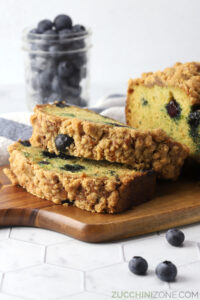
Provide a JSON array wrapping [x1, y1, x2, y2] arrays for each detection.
[[0, 165, 200, 243]]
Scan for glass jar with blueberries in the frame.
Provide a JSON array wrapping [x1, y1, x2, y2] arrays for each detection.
[[22, 14, 92, 111]]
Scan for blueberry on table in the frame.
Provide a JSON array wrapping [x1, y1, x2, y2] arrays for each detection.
[[58, 61, 73, 78], [37, 19, 53, 34], [55, 134, 74, 152], [156, 261, 177, 282], [166, 228, 185, 247], [54, 14, 72, 31], [128, 256, 148, 275], [166, 99, 181, 118]]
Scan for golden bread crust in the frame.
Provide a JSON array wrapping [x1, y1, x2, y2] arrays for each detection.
[[4, 142, 156, 214], [128, 62, 200, 105], [30, 104, 189, 180]]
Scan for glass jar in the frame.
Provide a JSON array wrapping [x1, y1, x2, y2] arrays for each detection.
[[22, 28, 92, 111]]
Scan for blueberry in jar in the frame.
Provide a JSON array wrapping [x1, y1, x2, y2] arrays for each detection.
[[41, 29, 58, 40], [68, 71, 81, 87], [58, 61, 74, 78], [72, 24, 86, 34], [28, 28, 40, 40], [166, 99, 181, 119], [156, 261, 177, 282], [49, 44, 63, 57], [37, 19, 53, 34], [128, 256, 148, 275], [38, 70, 53, 92], [52, 76, 62, 94], [54, 14, 72, 31], [71, 53, 87, 68], [166, 228, 185, 247], [55, 134, 74, 152], [59, 28, 74, 39]]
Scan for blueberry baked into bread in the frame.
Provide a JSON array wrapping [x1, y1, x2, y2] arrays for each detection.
[[30, 102, 188, 180], [126, 62, 200, 163], [3, 141, 156, 214]]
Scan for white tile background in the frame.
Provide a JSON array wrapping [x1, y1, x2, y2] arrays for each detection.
[[0, 225, 199, 299]]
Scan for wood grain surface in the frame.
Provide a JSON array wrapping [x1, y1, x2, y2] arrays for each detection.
[[0, 166, 200, 242]]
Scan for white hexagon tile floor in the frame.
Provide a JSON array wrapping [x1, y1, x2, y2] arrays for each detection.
[[0, 224, 199, 300]]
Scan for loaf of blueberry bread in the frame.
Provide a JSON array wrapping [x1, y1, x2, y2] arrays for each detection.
[[30, 102, 188, 180], [4, 141, 156, 214], [126, 62, 200, 163]]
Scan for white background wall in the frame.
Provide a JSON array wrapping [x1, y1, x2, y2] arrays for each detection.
[[0, 0, 199, 92]]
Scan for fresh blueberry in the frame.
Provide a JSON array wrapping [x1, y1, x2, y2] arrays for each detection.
[[31, 42, 48, 52], [49, 44, 63, 58], [52, 76, 63, 94], [156, 261, 177, 282], [37, 19, 53, 34], [166, 99, 181, 118], [42, 29, 58, 40], [68, 71, 81, 87], [128, 256, 148, 275], [31, 71, 40, 90], [28, 28, 40, 40], [58, 61, 73, 78], [55, 134, 74, 152], [70, 40, 85, 51], [166, 228, 185, 247], [54, 14, 72, 31], [37, 70, 53, 93], [71, 53, 87, 68], [59, 28, 73, 39], [61, 85, 82, 98], [47, 93, 62, 103], [72, 24, 86, 34], [31, 56, 48, 72]]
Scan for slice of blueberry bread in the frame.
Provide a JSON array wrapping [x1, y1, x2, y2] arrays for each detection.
[[30, 102, 188, 180], [126, 62, 200, 163], [4, 141, 156, 214]]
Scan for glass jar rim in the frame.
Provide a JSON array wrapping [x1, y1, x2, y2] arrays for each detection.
[[22, 27, 92, 54]]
